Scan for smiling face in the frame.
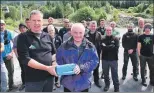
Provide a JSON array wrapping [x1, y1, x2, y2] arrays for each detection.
[[71, 23, 85, 43], [30, 13, 43, 33], [105, 26, 112, 36]]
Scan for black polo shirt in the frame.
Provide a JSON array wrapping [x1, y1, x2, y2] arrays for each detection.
[[17, 31, 56, 82]]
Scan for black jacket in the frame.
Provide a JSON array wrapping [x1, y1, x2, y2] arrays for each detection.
[[101, 35, 119, 61], [96, 26, 105, 35], [53, 35, 62, 50], [17, 31, 56, 82], [85, 31, 102, 58], [58, 27, 68, 41], [122, 31, 138, 52]]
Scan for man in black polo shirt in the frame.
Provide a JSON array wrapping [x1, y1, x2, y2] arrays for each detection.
[[17, 10, 57, 92]]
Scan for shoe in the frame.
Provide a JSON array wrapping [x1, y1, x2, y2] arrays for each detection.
[[114, 88, 119, 92], [133, 76, 138, 81], [104, 85, 110, 92], [55, 82, 61, 88], [122, 76, 126, 80], [19, 84, 25, 91], [101, 74, 104, 79], [8, 85, 18, 91], [141, 80, 147, 87], [94, 81, 102, 88]]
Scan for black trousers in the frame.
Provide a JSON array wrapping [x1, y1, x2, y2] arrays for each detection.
[[64, 87, 89, 92], [93, 59, 100, 83], [18, 57, 25, 85], [139, 55, 154, 82], [122, 52, 139, 77], [3, 57, 14, 88]]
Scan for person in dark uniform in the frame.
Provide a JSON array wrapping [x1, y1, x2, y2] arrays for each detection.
[[122, 23, 139, 81], [101, 26, 120, 92], [85, 21, 102, 88]]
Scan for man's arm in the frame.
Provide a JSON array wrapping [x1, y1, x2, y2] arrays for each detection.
[[17, 33, 57, 76], [79, 47, 99, 73], [0, 43, 4, 52], [137, 42, 141, 56]]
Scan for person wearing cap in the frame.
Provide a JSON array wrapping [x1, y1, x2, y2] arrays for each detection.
[[122, 23, 139, 81], [58, 18, 70, 41], [0, 28, 7, 92], [137, 23, 154, 87], [0, 20, 16, 91], [12, 23, 27, 91], [43, 17, 59, 35]]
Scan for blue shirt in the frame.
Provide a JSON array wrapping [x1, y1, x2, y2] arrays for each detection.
[[0, 30, 13, 58], [0, 35, 4, 64]]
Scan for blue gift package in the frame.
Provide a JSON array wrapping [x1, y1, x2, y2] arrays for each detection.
[[56, 64, 76, 76]]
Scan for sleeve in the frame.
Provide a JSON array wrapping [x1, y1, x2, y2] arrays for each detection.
[[17, 33, 31, 65], [8, 31, 14, 40], [56, 46, 64, 65], [1, 35, 4, 43], [122, 34, 126, 48], [79, 46, 99, 73], [138, 35, 142, 43], [51, 41, 56, 54], [12, 36, 18, 49]]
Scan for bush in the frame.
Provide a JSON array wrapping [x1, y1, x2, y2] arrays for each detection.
[[69, 6, 95, 22], [133, 13, 150, 18]]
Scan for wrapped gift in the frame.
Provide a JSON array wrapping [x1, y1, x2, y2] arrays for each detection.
[[56, 64, 76, 76]]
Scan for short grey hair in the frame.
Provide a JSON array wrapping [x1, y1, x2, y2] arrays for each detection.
[[29, 10, 43, 19], [89, 21, 97, 27]]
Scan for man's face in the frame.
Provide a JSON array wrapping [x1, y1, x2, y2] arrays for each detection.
[[0, 23, 5, 31], [110, 23, 116, 29], [30, 14, 43, 33], [144, 28, 151, 34], [48, 28, 55, 38], [100, 20, 105, 27], [48, 18, 53, 24], [138, 20, 144, 28], [89, 23, 97, 32], [106, 27, 112, 36], [25, 20, 31, 29], [71, 26, 85, 42], [127, 26, 133, 31], [19, 26, 27, 33]]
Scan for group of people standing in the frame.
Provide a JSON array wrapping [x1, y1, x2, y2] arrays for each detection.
[[0, 10, 154, 92]]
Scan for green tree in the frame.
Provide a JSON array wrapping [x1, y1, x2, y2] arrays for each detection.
[[5, 6, 18, 20], [112, 9, 119, 22], [64, 3, 74, 18]]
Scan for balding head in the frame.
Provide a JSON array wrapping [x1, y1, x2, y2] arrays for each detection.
[[105, 26, 112, 36], [138, 18, 144, 28], [110, 21, 116, 29], [71, 23, 85, 42], [63, 18, 70, 28], [48, 17, 54, 24]]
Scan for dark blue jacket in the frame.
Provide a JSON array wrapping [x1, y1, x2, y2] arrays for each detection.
[[56, 37, 98, 92]]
